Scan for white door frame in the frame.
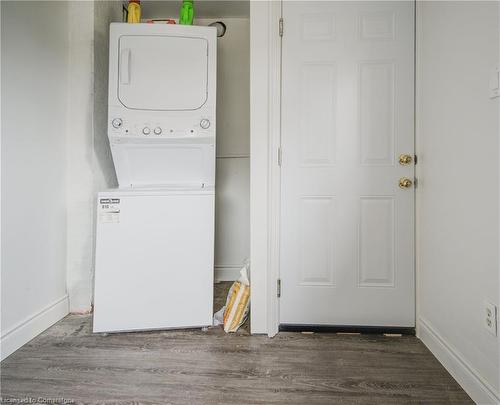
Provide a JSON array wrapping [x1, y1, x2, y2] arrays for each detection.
[[414, 0, 423, 340], [249, 0, 282, 336], [250, 0, 418, 336]]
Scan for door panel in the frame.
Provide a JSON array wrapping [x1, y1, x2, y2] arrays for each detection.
[[280, 1, 414, 327], [359, 61, 395, 165], [299, 63, 337, 166], [299, 196, 336, 286], [358, 196, 395, 287]]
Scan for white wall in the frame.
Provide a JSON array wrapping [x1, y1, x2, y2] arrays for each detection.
[[67, 1, 121, 313], [417, 2, 500, 403], [66, 1, 95, 313], [93, 1, 120, 192], [208, 18, 250, 282], [1, 1, 122, 356], [1, 1, 70, 359], [141, 1, 249, 19]]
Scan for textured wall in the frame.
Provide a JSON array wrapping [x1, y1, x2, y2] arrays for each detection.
[[67, 1, 121, 313], [93, 1, 120, 191], [418, 1, 500, 400], [66, 1, 95, 313], [1, 0, 70, 357], [210, 18, 250, 281]]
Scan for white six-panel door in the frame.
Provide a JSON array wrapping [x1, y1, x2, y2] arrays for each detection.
[[280, 1, 415, 326]]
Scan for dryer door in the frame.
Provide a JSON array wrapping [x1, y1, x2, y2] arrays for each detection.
[[118, 35, 208, 111]]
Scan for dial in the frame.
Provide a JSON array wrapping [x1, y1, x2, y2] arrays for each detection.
[[111, 118, 123, 129], [200, 119, 210, 129], [142, 127, 151, 135], [154, 127, 162, 135]]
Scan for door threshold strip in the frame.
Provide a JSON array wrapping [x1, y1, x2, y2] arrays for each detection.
[[280, 324, 415, 335]]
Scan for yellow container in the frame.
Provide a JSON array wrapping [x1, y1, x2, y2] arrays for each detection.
[[127, 0, 141, 24]]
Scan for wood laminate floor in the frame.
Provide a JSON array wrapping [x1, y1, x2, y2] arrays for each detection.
[[1, 284, 472, 405]]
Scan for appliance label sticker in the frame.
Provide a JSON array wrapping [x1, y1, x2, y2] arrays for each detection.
[[99, 198, 120, 224]]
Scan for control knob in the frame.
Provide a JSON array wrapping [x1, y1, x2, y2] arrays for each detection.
[[142, 127, 151, 135], [154, 127, 162, 135], [111, 118, 123, 129], [200, 119, 210, 129]]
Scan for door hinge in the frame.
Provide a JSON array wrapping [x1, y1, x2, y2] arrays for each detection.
[[277, 147, 282, 166], [277, 279, 281, 298], [279, 18, 284, 37], [414, 154, 418, 165]]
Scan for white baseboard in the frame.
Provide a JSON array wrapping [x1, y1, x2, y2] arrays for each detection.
[[418, 317, 500, 404], [214, 266, 240, 282], [1, 295, 69, 361]]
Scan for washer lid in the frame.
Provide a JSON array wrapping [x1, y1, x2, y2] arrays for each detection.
[[99, 185, 214, 197], [118, 35, 208, 111], [110, 138, 215, 189]]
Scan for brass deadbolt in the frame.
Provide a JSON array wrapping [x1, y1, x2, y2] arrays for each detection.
[[399, 177, 413, 189]]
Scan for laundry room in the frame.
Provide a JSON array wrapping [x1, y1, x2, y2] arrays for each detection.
[[1, 1, 499, 403], [94, 0, 251, 332]]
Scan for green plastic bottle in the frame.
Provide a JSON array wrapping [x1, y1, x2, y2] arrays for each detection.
[[179, 0, 194, 25]]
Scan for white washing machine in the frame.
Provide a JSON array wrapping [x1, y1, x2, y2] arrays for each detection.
[[93, 187, 214, 332], [93, 23, 217, 332]]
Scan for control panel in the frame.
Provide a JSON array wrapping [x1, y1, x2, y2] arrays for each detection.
[[109, 117, 213, 138]]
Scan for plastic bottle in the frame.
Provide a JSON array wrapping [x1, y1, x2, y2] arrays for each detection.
[[127, 0, 141, 24], [179, 0, 194, 25]]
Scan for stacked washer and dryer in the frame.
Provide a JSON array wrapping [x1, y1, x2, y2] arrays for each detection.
[[93, 23, 217, 332]]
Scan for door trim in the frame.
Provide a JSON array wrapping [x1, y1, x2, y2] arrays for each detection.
[[414, 0, 423, 340], [249, 0, 282, 336], [267, 0, 282, 338]]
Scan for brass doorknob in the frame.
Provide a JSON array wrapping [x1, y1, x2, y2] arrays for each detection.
[[399, 177, 413, 189], [399, 154, 413, 165]]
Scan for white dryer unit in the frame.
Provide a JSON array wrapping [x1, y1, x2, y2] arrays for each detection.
[[107, 23, 217, 188], [93, 23, 217, 333]]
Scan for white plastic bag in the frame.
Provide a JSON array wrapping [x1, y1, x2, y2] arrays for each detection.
[[213, 261, 250, 332]]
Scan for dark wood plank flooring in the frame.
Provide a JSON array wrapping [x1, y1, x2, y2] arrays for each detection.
[[1, 283, 472, 404]]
